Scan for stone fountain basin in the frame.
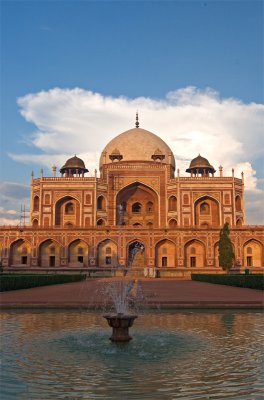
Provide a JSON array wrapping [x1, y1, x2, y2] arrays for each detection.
[[103, 314, 138, 342]]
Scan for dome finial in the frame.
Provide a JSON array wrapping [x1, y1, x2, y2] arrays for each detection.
[[135, 111, 139, 128]]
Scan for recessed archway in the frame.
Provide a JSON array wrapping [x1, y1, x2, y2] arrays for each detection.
[[194, 196, 220, 227], [54, 196, 80, 227], [127, 240, 145, 268], [184, 239, 206, 268], [116, 182, 158, 227], [39, 239, 61, 267], [10, 239, 31, 266], [97, 239, 118, 267], [155, 239, 176, 267], [243, 240, 262, 267], [68, 239, 89, 267]]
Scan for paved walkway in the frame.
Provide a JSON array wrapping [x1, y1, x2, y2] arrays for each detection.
[[1, 278, 263, 309]]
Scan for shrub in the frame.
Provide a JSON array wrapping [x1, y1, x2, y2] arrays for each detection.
[[191, 274, 264, 290], [0, 274, 86, 292]]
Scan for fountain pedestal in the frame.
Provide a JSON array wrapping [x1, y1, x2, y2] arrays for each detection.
[[104, 313, 137, 342]]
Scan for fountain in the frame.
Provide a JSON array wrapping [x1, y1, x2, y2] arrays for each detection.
[[103, 278, 141, 342]]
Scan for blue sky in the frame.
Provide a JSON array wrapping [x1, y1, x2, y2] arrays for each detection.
[[0, 0, 263, 224]]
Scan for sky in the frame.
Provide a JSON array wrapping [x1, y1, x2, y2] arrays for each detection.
[[0, 0, 263, 225]]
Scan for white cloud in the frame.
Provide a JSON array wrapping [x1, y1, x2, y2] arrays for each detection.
[[5, 86, 264, 223]]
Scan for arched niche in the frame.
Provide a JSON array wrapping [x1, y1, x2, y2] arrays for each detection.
[[184, 239, 206, 268], [39, 239, 61, 267], [33, 195, 39, 212], [168, 195, 177, 211], [243, 240, 262, 267], [235, 195, 242, 211], [97, 239, 117, 267], [97, 195, 106, 211], [10, 239, 31, 266], [116, 182, 158, 227], [32, 219, 39, 227], [127, 240, 145, 268], [68, 239, 89, 267], [97, 218, 106, 226], [155, 239, 176, 267], [54, 196, 80, 227], [194, 196, 220, 227], [168, 218, 177, 228]]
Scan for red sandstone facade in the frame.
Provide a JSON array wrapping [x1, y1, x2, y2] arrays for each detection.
[[0, 124, 263, 276]]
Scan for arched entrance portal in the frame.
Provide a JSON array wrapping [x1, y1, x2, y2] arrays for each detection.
[[128, 241, 145, 268], [116, 182, 158, 227]]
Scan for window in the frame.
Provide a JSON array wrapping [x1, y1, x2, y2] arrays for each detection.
[[97, 219, 105, 226], [106, 247, 111, 254], [169, 219, 177, 228], [49, 246, 55, 255], [78, 256, 84, 263], [32, 219, 38, 227], [190, 247, 196, 255], [78, 247, 83, 254], [247, 247, 252, 254], [146, 201, 154, 213], [65, 202, 74, 214], [105, 256, 112, 265], [200, 202, 210, 214], [132, 202, 142, 213]]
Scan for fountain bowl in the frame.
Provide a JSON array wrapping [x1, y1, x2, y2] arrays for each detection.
[[103, 313, 138, 342]]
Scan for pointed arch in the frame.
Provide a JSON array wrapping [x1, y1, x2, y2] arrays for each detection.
[[10, 239, 32, 266], [127, 240, 145, 268], [54, 195, 80, 227], [39, 239, 62, 267], [97, 239, 118, 267], [194, 195, 220, 227], [243, 239, 263, 267], [155, 239, 176, 267], [68, 239, 89, 267], [184, 239, 206, 268]]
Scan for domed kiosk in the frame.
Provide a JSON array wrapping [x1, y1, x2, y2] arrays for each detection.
[[60, 155, 88, 177], [186, 154, 216, 177]]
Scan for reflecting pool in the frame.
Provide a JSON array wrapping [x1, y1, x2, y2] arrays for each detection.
[[1, 310, 263, 399]]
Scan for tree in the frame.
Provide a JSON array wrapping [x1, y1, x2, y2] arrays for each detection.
[[218, 223, 235, 272]]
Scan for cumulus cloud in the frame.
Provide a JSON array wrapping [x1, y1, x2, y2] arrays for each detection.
[[5, 86, 264, 223]]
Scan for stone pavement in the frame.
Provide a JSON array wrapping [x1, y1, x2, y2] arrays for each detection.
[[0, 278, 263, 309]]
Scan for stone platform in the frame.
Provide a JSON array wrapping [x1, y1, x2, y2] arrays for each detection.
[[0, 278, 263, 309]]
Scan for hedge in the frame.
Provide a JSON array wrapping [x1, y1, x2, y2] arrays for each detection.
[[0, 274, 86, 292], [191, 274, 264, 290]]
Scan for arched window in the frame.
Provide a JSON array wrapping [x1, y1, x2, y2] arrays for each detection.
[[247, 247, 252, 254], [106, 247, 111, 254], [169, 219, 177, 228], [225, 217, 231, 225], [183, 194, 189, 205], [132, 202, 142, 213], [146, 201, 154, 213], [200, 202, 210, 215], [65, 202, 74, 214], [168, 196, 177, 211], [133, 222, 142, 227], [235, 195, 242, 211], [32, 219, 38, 227], [97, 219, 105, 226], [146, 222, 153, 228], [44, 194, 50, 205], [97, 196, 106, 210], [236, 218, 242, 226], [33, 196, 39, 211], [78, 247, 83, 254]]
